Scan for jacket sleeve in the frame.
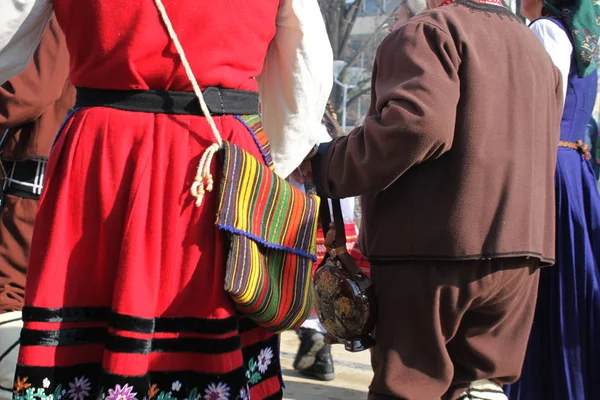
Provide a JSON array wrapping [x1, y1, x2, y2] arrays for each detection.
[[257, 0, 333, 178], [313, 21, 461, 198], [0, 0, 52, 85], [0, 16, 69, 130]]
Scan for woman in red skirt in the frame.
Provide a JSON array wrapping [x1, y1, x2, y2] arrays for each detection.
[[0, 1, 332, 399]]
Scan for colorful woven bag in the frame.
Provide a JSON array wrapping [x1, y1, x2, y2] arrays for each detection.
[[217, 142, 319, 331], [153, 0, 320, 333]]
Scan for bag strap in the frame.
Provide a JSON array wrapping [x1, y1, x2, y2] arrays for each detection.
[[153, 0, 223, 207], [319, 197, 333, 239], [320, 198, 370, 289], [331, 199, 347, 249], [319, 199, 348, 251]]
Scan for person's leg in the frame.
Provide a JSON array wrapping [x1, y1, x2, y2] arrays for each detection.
[[368, 261, 464, 399], [298, 314, 326, 334], [0, 311, 21, 400], [294, 316, 335, 381], [368, 259, 539, 400], [444, 259, 540, 400], [294, 316, 326, 370], [0, 196, 37, 399]]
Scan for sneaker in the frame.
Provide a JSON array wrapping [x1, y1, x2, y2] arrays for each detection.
[[457, 380, 508, 400], [293, 328, 325, 371], [298, 344, 335, 381]]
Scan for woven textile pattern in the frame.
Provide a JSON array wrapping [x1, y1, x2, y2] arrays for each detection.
[[217, 141, 320, 332], [236, 114, 274, 170]]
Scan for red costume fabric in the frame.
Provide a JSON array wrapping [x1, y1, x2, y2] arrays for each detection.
[[14, 1, 285, 400], [53, 1, 278, 92]]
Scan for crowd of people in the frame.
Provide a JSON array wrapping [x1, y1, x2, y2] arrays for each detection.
[[0, 0, 598, 399]]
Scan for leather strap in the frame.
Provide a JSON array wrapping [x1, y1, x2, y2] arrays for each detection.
[[319, 198, 347, 246], [331, 199, 347, 248], [319, 198, 371, 291], [319, 197, 333, 238]]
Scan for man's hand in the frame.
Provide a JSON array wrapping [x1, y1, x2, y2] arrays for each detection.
[[289, 159, 311, 184], [289, 145, 318, 184]]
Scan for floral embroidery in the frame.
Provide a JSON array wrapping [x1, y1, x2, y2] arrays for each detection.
[[203, 383, 230, 400], [256, 348, 273, 374], [244, 346, 275, 385], [55, 385, 65, 400], [140, 385, 197, 400], [245, 359, 260, 385], [14, 376, 255, 400], [546, 0, 600, 77], [15, 387, 53, 400], [106, 384, 138, 400], [235, 387, 249, 400], [14, 376, 32, 393], [185, 388, 200, 400], [147, 384, 160, 400], [68, 377, 91, 400], [13, 383, 65, 400]]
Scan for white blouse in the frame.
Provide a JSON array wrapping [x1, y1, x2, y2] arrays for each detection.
[[530, 18, 573, 104], [0, 0, 333, 179]]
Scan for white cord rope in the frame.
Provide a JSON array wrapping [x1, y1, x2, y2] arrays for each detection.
[[154, 0, 223, 207]]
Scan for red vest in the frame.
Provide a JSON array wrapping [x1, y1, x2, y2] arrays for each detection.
[[53, 0, 280, 91]]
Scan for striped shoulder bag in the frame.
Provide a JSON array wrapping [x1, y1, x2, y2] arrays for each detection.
[[152, 0, 320, 333]]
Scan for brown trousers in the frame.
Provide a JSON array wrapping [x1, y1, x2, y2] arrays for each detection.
[[0, 194, 38, 313], [368, 258, 540, 400]]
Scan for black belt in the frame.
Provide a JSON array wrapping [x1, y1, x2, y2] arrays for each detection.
[[75, 87, 259, 115], [2, 159, 47, 200]]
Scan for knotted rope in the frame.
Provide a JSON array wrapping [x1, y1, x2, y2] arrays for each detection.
[[154, 0, 223, 207]]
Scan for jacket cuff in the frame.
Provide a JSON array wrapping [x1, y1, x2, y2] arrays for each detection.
[[311, 141, 332, 198]]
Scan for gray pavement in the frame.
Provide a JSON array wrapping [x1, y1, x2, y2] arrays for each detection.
[[280, 331, 373, 400]]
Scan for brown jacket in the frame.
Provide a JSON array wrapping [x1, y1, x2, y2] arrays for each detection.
[[0, 17, 74, 312], [0, 16, 75, 160], [313, 0, 562, 266]]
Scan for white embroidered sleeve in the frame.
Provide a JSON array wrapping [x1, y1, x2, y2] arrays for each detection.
[[0, 0, 52, 84], [530, 19, 573, 104], [257, 0, 334, 178]]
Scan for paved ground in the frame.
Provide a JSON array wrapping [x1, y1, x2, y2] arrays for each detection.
[[280, 331, 373, 400]]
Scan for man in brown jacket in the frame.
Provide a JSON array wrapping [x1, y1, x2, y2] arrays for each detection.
[[0, 17, 74, 398], [306, 0, 563, 398]]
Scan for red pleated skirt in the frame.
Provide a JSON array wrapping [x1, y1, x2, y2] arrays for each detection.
[[14, 107, 282, 400]]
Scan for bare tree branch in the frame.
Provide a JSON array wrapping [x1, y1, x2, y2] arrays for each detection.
[[347, 86, 371, 105], [339, 0, 364, 56], [319, 0, 400, 123], [333, 4, 398, 117], [337, 4, 398, 82]]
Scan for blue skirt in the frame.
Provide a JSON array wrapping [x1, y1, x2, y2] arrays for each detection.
[[506, 148, 600, 400]]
